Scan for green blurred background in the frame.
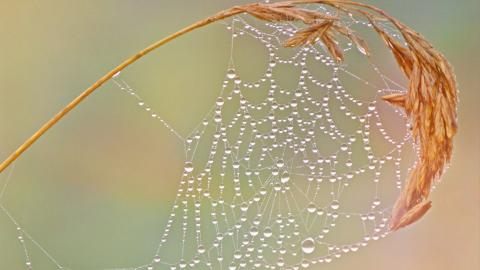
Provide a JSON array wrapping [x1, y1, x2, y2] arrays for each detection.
[[0, 0, 478, 269]]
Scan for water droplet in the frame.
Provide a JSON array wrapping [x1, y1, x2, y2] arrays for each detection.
[[330, 200, 340, 210], [184, 162, 194, 173], [240, 202, 249, 212], [214, 114, 222, 123], [249, 226, 259, 237], [301, 237, 315, 254], [357, 45, 367, 55], [233, 161, 240, 169], [346, 159, 353, 167], [307, 203, 316, 213], [227, 69, 236, 79], [263, 227, 273, 238], [277, 258, 285, 267], [276, 159, 285, 168], [280, 171, 290, 184], [234, 250, 242, 259], [216, 97, 224, 106]]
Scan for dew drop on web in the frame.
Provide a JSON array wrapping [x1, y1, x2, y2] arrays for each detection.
[[301, 237, 316, 254], [184, 161, 194, 173], [226, 68, 236, 79]]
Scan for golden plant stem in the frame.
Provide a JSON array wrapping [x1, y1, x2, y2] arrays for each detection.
[[0, 7, 242, 174]]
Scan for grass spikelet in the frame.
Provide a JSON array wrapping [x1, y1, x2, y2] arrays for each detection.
[[284, 20, 345, 61]]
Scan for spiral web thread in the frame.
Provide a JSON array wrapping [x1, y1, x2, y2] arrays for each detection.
[[0, 5, 421, 270]]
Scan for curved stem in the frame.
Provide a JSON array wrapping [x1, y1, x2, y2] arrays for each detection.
[[0, 7, 242, 174]]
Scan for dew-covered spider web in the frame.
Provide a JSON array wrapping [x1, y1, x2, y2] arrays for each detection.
[[0, 4, 429, 270]]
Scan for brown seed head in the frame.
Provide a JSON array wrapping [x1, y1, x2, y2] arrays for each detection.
[[238, 0, 458, 231]]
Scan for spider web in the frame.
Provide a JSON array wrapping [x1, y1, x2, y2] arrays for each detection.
[[0, 4, 424, 270]]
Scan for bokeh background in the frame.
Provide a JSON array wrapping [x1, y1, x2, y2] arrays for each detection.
[[0, 0, 478, 269]]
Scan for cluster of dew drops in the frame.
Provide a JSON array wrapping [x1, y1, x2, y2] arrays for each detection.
[[0, 2, 420, 270], [112, 16, 418, 270], [3, 10, 415, 270]]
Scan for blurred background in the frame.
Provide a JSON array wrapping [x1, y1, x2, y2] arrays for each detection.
[[0, 0, 478, 269]]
